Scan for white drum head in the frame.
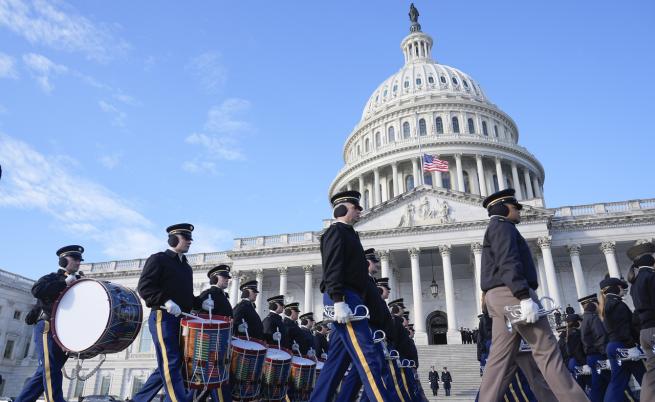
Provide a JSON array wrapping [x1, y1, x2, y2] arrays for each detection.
[[266, 348, 291, 360], [316, 361, 324, 370], [233, 338, 266, 350], [54, 280, 110, 352], [292, 356, 315, 365]]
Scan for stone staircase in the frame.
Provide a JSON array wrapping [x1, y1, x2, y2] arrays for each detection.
[[415, 344, 481, 401]]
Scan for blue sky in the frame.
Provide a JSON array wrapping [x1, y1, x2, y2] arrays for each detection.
[[0, 1, 653, 279]]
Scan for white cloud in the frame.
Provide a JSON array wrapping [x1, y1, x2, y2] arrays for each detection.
[[190, 224, 234, 253], [182, 160, 218, 174], [186, 133, 243, 161], [22, 52, 67, 93], [0, 0, 128, 62], [98, 100, 126, 127], [0, 52, 17, 79], [186, 52, 227, 93], [99, 153, 121, 169]]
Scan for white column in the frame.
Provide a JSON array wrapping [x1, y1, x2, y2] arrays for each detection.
[[380, 250, 390, 279], [567, 245, 588, 299], [495, 158, 505, 190], [303, 265, 314, 313], [373, 168, 381, 206], [523, 168, 534, 199], [409, 248, 427, 343], [476, 155, 487, 197], [278, 267, 288, 296], [511, 162, 522, 199], [532, 176, 542, 198], [440, 245, 459, 343], [534, 248, 549, 298], [538, 237, 561, 307], [255, 269, 265, 317], [600, 241, 621, 278], [390, 268, 399, 300], [471, 243, 483, 315], [358, 175, 364, 194], [230, 271, 242, 306], [392, 162, 399, 197], [411, 158, 419, 189], [455, 154, 465, 192]]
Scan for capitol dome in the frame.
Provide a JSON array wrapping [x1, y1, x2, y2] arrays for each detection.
[[329, 10, 545, 210]]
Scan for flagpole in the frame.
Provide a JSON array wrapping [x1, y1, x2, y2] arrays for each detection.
[[416, 111, 423, 186]]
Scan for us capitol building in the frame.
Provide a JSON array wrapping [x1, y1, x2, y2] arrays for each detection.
[[2, 7, 655, 398]]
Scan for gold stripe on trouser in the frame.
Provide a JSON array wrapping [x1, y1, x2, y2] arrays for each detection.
[[156, 310, 179, 402], [387, 361, 406, 402], [514, 373, 529, 401], [43, 321, 54, 402], [504, 395, 510, 402], [345, 322, 384, 402], [508, 383, 519, 402], [400, 369, 410, 396], [625, 389, 635, 402]]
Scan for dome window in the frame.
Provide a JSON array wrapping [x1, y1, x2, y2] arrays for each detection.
[[404, 80, 410, 89], [428, 76, 435, 84], [375, 94, 379, 102], [452, 117, 460, 134], [388, 126, 396, 142], [402, 122, 411, 139], [482, 121, 489, 136], [393, 84, 398, 93], [436, 117, 444, 134], [494, 125, 499, 137], [365, 138, 370, 152], [375, 132, 381, 147], [463, 80, 469, 88], [452, 77, 459, 85], [419, 118, 427, 136], [440, 76, 447, 84], [442, 171, 452, 190], [416, 77, 422, 86], [467, 118, 475, 134], [383, 89, 388, 97], [405, 175, 415, 191], [357, 145, 361, 155]]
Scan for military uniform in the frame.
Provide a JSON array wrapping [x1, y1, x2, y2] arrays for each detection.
[[298, 312, 316, 355], [313, 322, 329, 357], [16, 245, 84, 402], [579, 293, 610, 402], [194, 265, 233, 318], [283, 302, 305, 353], [478, 189, 587, 402], [263, 295, 288, 348], [564, 314, 587, 389], [232, 280, 264, 340]]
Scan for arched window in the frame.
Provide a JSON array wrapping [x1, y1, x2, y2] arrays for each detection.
[[403, 122, 411, 139], [375, 132, 381, 147], [440, 76, 447, 84], [467, 118, 475, 134], [383, 89, 388, 97], [423, 173, 433, 186], [463, 171, 471, 193], [419, 118, 427, 136], [452, 76, 459, 85], [436, 117, 444, 134], [463, 80, 469, 88], [364, 138, 370, 152], [492, 175, 499, 192], [428, 76, 435, 84], [364, 190, 370, 210], [452, 117, 460, 133], [357, 145, 361, 155], [482, 121, 488, 136], [393, 84, 398, 94], [388, 126, 395, 142], [388, 179, 394, 198], [416, 77, 422, 86], [494, 125, 498, 137], [442, 171, 451, 190], [405, 175, 415, 191], [404, 80, 409, 88]]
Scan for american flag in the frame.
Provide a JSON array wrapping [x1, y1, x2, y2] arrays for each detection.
[[423, 154, 449, 172]]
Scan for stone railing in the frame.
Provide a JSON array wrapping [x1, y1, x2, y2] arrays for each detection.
[[0, 269, 35, 287], [233, 231, 318, 250], [81, 251, 231, 273], [553, 198, 655, 218]]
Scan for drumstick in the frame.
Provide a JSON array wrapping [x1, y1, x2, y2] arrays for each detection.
[[158, 306, 205, 321]]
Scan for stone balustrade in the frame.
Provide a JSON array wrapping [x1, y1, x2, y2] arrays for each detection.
[[553, 198, 655, 218]]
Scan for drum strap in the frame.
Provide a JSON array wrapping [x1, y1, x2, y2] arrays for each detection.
[[345, 322, 384, 402], [156, 310, 179, 402], [42, 321, 54, 402]]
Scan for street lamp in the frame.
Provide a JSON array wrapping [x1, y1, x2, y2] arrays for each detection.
[[430, 249, 439, 298]]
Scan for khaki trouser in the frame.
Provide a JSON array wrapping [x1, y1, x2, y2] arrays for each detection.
[[478, 286, 589, 402], [640, 327, 655, 401]]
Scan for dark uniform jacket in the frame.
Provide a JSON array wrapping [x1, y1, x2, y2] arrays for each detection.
[[283, 317, 305, 354], [138, 249, 194, 312], [481, 217, 538, 300], [390, 315, 415, 362], [31, 269, 68, 320], [314, 332, 329, 357], [441, 371, 452, 386], [557, 332, 568, 360], [429, 370, 440, 388], [566, 328, 586, 365], [363, 276, 395, 343], [631, 268, 655, 330], [477, 312, 492, 361], [232, 299, 264, 340], [581, 311, 607, 356], [319, 222, 369, 301], [602, 294, 637, 345], [263, 312, 289, 348], [193, 286, 233, 318]]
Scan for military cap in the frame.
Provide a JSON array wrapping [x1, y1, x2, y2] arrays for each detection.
[[565, 306, 575, 315], [375, 277, 390, 289], [565, 313, 581, 323], [330, 190, 362, 210], [627, 242, 655, 262], [556, 325, 567, 333], [482, 188, 522, 210], [240, 280, 259, 293], [208, 264, 231, 279], [267, 295, 284, 303], [599, 277, 628, 290], [284, 302, 300, 312], [364, 248, 379, 262], [388, 298, 405, 308], [577, 293, 598, 306], [402, 311, 410, 320], [299, 312, 314, 321], [166, 223, 194, 239], [408, 323, 414, 330], [56, 245, 84, 260]]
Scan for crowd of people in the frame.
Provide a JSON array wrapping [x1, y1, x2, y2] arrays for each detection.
[[460, 327, 478, 345]]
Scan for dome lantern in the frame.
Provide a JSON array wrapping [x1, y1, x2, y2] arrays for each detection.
[[402, 4, 434, 64]]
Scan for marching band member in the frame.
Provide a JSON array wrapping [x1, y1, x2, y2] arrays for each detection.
[[283, 302, 305, 353], [313, 321, 329, 358], [263, 295, 288, 347], [477, 189, 588, 402], [389, 299, 418, 401], [194, 264, 233, 318], [232, 280, 264, 340], [598, 276, 644, 401], [299, 312, 316, 355], [16, 245, 84, 402], [626, 241, 655, 400], [565, 313, 588, 390], [579, 293, 610, 402], [136, 223, 197, 402], [309, 190, 394, 402]]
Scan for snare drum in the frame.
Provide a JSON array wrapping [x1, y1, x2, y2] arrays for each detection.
[[261, 347, 292, 401], [181, 316, 232, 389], [51, 279, 142, 359], [288, 355, 316, 402], [315, 358, 325, 381], [230, 337, 267, 401]]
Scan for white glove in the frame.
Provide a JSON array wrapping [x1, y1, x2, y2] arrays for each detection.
[[582, 365, 591, 375], [520, 299, 540, 324], [333, 301, 353, 324], [627, 346, 642, 360], [65, 274, 77, 286], [164, 299, 181, 317], [202, 298, 214, 312]]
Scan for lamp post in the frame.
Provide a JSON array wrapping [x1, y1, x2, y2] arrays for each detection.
[[430, 249, 439, 298]]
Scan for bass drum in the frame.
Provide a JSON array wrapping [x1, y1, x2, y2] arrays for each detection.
[[51, 278, 142, 359]]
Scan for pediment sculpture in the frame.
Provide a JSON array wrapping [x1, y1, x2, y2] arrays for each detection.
[[398, 197, 453, 227]]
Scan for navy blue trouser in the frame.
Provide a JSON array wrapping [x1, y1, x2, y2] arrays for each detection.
[[309, 290, 394, 402], [133, 368, 231, 402], [604, 341, 645, 402], [400, 367, 419, 400], [16, 321, 68, 402], [586, 354, 609, 402]]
